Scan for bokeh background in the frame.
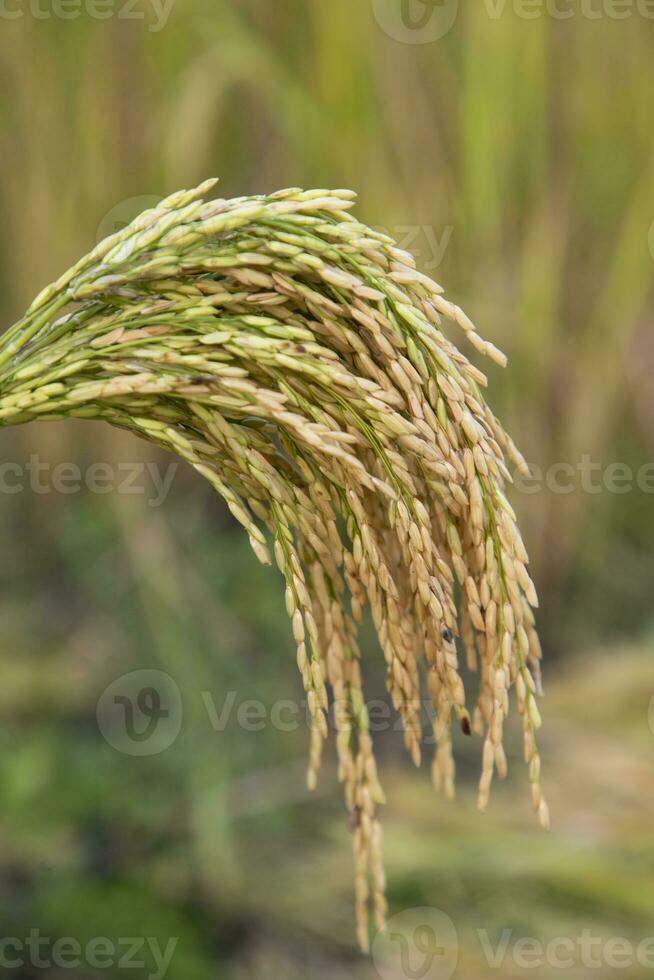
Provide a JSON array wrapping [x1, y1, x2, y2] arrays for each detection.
[[0, 2, 653, 977]]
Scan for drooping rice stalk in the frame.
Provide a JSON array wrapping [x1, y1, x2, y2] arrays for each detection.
[[0, 180, 546, 949]]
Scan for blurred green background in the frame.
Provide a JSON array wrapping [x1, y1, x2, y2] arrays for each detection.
[[0, 1, 653, 977]]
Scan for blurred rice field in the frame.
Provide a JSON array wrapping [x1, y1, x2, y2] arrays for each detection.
[[0, 1, 653, 975]]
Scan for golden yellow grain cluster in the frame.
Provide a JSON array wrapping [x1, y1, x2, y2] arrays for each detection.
[[0, 180, 546, 949]]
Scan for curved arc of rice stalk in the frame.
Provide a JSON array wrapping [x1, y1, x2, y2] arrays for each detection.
[[0, 179, 546, 950]]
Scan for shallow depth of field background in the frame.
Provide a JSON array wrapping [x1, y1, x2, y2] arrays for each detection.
[[0, 3, 653, 978]]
